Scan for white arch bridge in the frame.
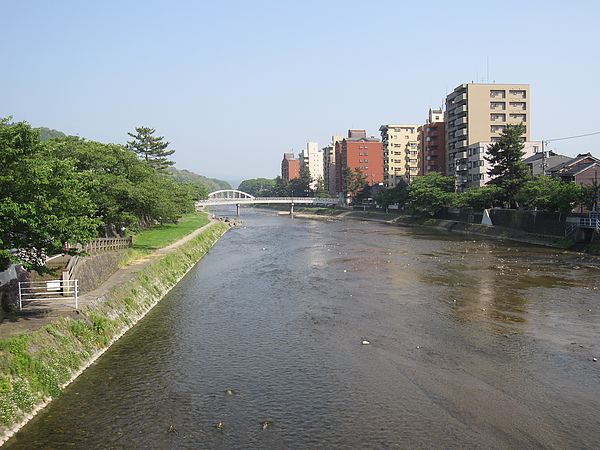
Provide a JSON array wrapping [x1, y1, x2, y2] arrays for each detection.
[[196, 190, 339, 215]]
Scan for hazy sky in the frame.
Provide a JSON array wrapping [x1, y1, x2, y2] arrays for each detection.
[[2, 0, 599, 187]]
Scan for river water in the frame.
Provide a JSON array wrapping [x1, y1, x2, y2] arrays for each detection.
[[5, 208, 600, 449]]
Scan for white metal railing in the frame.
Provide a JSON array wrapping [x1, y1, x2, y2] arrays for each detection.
[[579, 218, 600, 231], [18, 279, 79, 311], [197, 197, 339, 207]]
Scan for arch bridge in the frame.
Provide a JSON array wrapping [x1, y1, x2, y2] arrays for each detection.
[[196, 190, 339, 215]]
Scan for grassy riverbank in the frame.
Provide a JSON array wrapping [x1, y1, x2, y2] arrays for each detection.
[[0, 218, 229, 442]]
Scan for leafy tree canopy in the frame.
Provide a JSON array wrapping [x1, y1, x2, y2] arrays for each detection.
[[517, 176, 582, 213], [0, 120, 101, 273], [407, 172, 456, 216], [453, 185, 502, 210], [238, 178, 276, 197]]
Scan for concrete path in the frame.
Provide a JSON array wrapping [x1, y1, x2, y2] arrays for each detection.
[[0, 220, 220, 340]]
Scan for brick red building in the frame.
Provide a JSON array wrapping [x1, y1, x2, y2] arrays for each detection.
[[281, 152, 300, 181], [334, 130, 383, 196], [418, 109, 446, 176]]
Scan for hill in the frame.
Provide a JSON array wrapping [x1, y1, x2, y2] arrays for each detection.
[[36, 127, 66, 141], [168, 167, 231, 192]]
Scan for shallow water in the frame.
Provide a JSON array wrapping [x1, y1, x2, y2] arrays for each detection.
[[6, 208, 600, 448]]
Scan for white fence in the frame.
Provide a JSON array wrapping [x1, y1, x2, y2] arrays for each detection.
[[18, 279, 79, 311]]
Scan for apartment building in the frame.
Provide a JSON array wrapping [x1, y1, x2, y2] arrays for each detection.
[[334, 130, 383, 196], [323, 135, 343, 197], [299, 142, 324, 189], [379, 124, 419, 187], [418, 108, 446, 176], [281, 152, 300, 181], [457, 141, 541, 188], [445, 83, 530, 190]]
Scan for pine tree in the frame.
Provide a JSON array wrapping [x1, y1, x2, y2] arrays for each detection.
[[126, 126, 175, 171], [485, 123, 531, 208]]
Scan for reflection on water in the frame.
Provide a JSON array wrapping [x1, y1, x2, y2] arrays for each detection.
[[5, 208, 600, 449]]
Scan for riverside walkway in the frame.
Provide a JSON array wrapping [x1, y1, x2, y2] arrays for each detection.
[[0, 220, 221, 340]]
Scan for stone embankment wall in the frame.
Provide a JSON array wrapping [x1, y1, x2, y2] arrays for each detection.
[[0, 222, 229, 444]]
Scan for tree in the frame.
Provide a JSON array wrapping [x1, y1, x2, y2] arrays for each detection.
[[342, 167, 369, 204], [268, 176, 290, 197], [580, 180, 600, 212], [238, 178, 276, 197], [126, 126, 175, 171], [375, 179, 410, 209], [485, 123, 531, 207], [453, 185, 502, 211], [407, 172, 455, 216], [0, 120, 100, 273], [517, 176, 582, 212], [313, 176, 328, 198], [290, 165, 313, 197]]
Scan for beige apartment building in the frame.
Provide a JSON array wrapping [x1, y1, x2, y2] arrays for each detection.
[[380, 124, 420, 187], [445, 83, 530, 190], [299, 142, 324, 190]]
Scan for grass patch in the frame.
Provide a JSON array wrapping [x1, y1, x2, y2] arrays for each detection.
[[116, 212, 211, 267], [133, 212, 210, 250]]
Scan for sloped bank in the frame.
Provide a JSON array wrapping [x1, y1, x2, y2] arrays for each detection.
[[0, 221, 230, 445], [291, 208, 589, 252]]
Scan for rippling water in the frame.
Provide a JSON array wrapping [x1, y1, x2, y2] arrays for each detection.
[[6, 208, 600, 449]]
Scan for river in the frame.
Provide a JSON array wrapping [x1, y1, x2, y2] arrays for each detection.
[[5, 208, 600, 449]]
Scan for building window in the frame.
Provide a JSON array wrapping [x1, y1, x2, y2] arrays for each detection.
[[509, 90, 526, 98], [490, 90, 506, 98], [509, 102, 526, 110], [490, 102, 506, 110]]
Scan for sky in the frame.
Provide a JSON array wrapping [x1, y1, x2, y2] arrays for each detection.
[[2, 0, 600, 188]]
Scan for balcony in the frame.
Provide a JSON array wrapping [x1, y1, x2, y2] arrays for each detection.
[[456, 151, 467, 160]]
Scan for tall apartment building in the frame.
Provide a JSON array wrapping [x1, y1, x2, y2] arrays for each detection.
[[418, 108, 446, 176], [281, 152, 300, 181], [299, 142, 324, 190], [334, 130, 383, 197], [445, 83, 530, 190], [379, 124, 420, 187], [323, 135, 343, 197]]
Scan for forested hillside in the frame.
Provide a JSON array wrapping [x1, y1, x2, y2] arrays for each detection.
[[168, 167, 231, 192]]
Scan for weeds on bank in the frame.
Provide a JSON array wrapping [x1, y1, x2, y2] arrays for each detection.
[[0, 220, 228, 430]]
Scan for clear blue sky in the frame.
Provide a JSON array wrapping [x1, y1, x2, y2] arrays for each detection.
[[2, 0, 599, 187]]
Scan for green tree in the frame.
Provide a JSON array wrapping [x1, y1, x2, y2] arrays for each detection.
[[313, 176, 328, 198], [407, 172, 456, 216], [268, 176, 290, 197], [485, 123, 531, 208], [342, 167, 369, 204], [374, 179, 410, 209], [517, 176, 582, 212], [290, 165, 313, 197], [0, 120, 100, 273], [238, 178, 276, 197], [45, 136, 195, 229], [126, 126, 175, 171], [580, 180, 600, 212], [453, 185, 502, 211]]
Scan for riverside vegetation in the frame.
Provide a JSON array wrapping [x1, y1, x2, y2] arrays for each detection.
[[0, 214, 228, 440]]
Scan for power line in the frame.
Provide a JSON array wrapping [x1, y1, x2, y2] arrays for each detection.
[[545, 131, 600, 142]]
